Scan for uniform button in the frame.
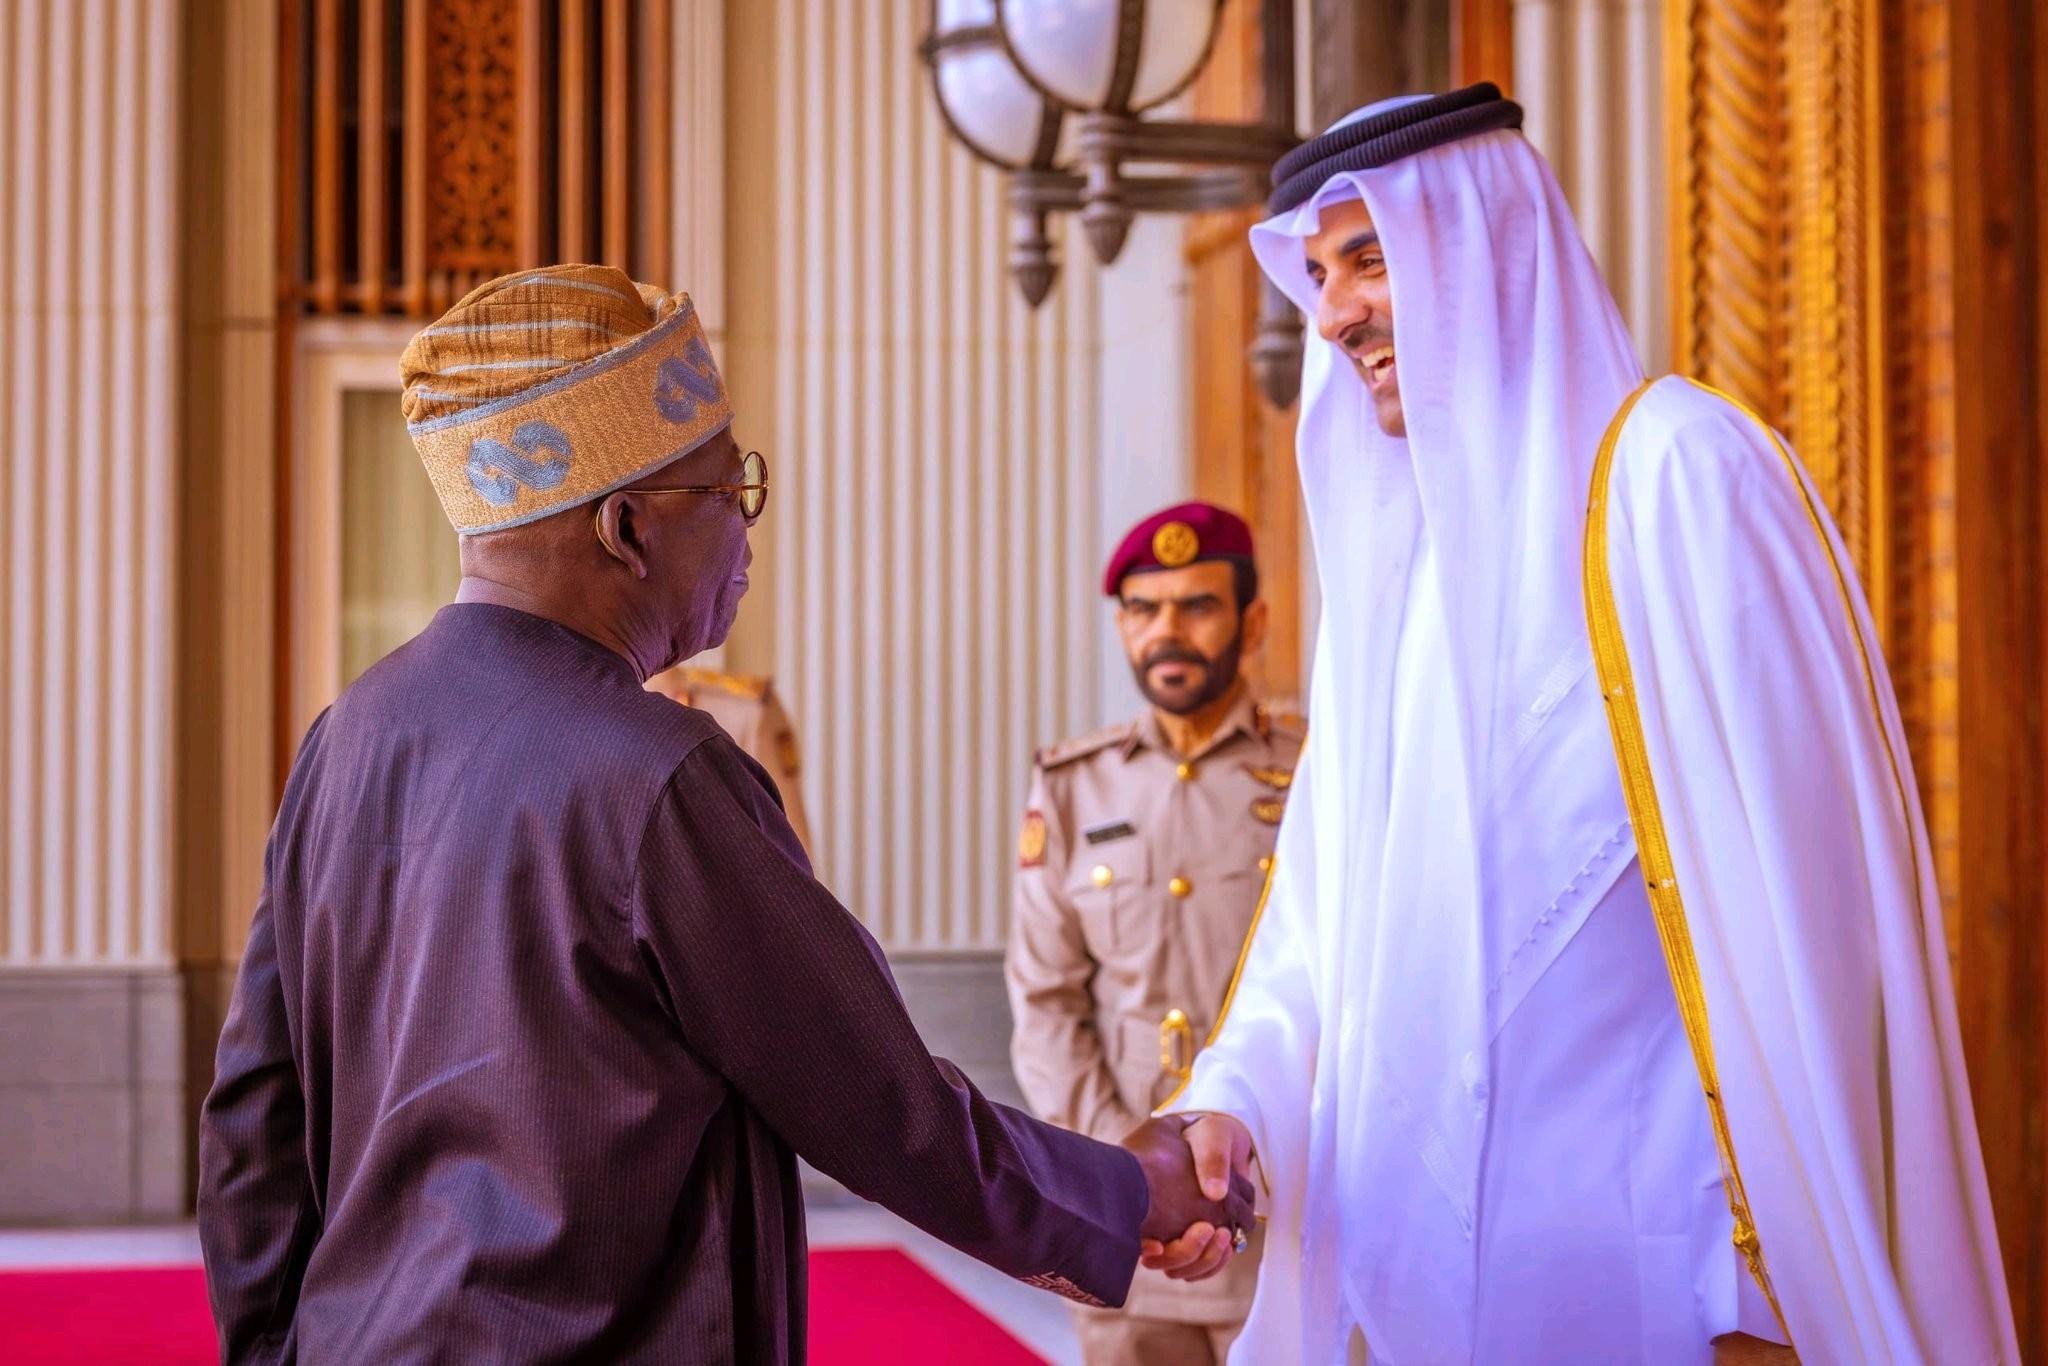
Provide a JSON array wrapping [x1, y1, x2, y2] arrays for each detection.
[[1257, 856, 1273, 874], [1091, 865, 1114, 888], [1175, 761, 1196, 782], [1168, 876, 1193, 898]]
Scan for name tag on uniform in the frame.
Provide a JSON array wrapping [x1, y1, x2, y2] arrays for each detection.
[[1084, 819, 1136, 845]]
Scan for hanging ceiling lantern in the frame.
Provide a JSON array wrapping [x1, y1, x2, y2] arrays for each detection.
[[921, 0, 1304, 407], [995, 0, 1223, 114], [924, 0, 1065, 171]]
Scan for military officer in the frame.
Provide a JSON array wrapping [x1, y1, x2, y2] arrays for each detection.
[[1007, 502, 1303, 1365], [647, 665, 815, 860]]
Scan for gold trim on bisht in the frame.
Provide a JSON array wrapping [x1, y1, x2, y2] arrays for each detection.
[[1582, 375, 1929, 1347]]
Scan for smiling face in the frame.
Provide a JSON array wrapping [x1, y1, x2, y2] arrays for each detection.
[[1303, 197, 1403, 437]]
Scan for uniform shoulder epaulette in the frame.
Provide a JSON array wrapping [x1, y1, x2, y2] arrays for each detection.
[[678, 666, 773, 703], [1254, 701, 1307, 740], [1034, 721, 1135, 771]]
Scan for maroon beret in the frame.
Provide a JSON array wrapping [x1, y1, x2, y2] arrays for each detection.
[[1103, 501, 1257, 597]]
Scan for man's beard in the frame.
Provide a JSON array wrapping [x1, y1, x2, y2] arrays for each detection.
[[1134, 630, 1244, 716]]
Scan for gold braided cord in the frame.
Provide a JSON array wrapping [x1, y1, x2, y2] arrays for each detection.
[[1156, 851, 1281, 1114]]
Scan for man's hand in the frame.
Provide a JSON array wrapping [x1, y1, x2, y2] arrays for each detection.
[[1180, 1112, 1255, 1205], [1122, 1115, 1257, 1282]]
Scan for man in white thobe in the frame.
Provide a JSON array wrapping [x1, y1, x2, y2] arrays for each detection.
[[1147, 86, 2020, 1365]]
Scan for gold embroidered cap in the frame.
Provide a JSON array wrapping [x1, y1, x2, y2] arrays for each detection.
[[400, 264, 733, 535]]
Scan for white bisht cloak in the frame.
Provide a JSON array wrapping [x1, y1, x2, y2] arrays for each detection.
[[1160, 106, 2017, 1366], [1588, 375, 2016, 1365]]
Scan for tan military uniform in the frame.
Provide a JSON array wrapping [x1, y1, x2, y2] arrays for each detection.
[[1006, 691, 1303, 1352], [646, 666, 814, 860]]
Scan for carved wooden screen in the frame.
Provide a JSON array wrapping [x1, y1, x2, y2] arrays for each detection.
[[283, 0, 673, 318], [1670, 0, 1886, 580], [1184, 0, 1304, 703]]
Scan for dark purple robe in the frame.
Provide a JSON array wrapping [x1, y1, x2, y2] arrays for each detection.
[[198, 604, 1146, 1363]]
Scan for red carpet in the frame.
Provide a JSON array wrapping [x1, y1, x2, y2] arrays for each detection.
[[0, 1249, 1045, 1364]]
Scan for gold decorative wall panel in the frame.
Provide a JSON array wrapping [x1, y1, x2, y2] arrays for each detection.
[[1670, 0, 1880, 574], [1669, 3, 1793, 420], [1877, 0, 1959, 946], [1669, 0, 1946, 911]]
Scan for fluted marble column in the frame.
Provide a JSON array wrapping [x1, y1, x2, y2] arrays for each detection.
[[1, 0, 180, 969], [1514, 0, 1667, 372]]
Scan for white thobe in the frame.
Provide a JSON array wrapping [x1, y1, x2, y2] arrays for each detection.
[[1370, 547, 1774, 1363], [1462, 871, 1779, 1363]]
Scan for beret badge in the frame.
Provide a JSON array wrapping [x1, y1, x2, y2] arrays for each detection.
[[1152, 521, 1200, 568]]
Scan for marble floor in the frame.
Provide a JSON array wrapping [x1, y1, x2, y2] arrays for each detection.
[[0, 1197, 1083, 1366]]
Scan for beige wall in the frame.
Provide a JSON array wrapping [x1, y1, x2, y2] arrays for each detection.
[[724, 0, 1190, 954]]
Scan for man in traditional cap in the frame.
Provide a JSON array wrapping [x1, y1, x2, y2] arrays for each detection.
[[1153, 89, 2018, 1363], [196, 265, 1251, 1363], [1007, 502, 1304, 1365]]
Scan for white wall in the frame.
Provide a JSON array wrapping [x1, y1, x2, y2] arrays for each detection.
[[723, 0, 1191, 953], [1093, 212, 1192, 721]]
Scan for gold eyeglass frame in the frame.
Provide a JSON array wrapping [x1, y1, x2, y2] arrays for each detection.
[[593, 449, 769, 552]]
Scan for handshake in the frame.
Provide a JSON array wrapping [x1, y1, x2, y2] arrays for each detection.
[[1120, 1112, 1259, 1282]]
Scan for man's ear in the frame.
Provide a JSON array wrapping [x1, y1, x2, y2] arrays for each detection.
[[1241, 598, 1270, 655], [594, 493, 653, 580]]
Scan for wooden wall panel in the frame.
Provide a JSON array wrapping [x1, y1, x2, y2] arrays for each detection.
[[1946, 0, 2048, 1351], [1186, 0, 1303, 703], [179, 0, 282, 970], [289, 0, 665, 317], [1454, 0, 1515, 88]]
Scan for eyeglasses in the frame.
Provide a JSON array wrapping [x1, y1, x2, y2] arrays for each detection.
[[648, 448, 767, 524], [621, 449, 769, 525], [592, 450, 768, 563]]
